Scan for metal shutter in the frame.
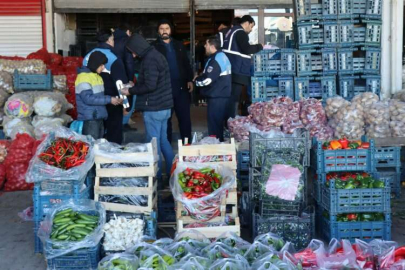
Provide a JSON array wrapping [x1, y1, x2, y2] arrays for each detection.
[[195, 0, 292, 10], [0, 0, 43, 57]]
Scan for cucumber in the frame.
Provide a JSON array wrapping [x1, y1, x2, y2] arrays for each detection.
[[54, 217, 71, 224], [78, 214, 98, 222], [66, 224, 87, 231], [75, 219, 96, 225], [57, 234, 69, 240], [72, 228, 89, 236]]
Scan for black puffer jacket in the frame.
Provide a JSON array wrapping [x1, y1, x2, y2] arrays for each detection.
[[126, 34, 173, 112]]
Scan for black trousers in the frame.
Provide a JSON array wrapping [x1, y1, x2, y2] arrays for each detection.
[[105, 105, 123, 144], [226, 82, 244, 120], [82, 119, 104, 140], [167, 91, 192, 143], [208, 97, 229, 142]]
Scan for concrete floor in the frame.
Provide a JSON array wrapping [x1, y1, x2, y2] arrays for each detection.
[[1, 106, 405, 269]]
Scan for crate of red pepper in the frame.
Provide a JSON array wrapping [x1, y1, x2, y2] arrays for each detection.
[[26, 127, 95, 184], [321, 210, 391, 242], [171, 163, 236, 223], [320, 172, 391, 214], [313, 138, 375, 173]]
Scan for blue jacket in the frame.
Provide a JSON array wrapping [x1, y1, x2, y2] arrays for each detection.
[[223, 25, 263, 77], [195, 51, 231, 98], [75, 67, 111, 121]]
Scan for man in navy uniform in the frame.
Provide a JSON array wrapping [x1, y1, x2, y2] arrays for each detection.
[[194, 36, 231, 142]]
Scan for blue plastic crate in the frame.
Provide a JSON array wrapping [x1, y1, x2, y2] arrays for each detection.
[[297, 50, 323, 76], [294, 76, 337, 100], [353, 0, 367, 14], [321, 213, 391, 242], [375, 147, 401, 168], [238, 172, 249, 191], [295, 23, 324, 49], [363, 19, 382, 46], [34, 221, 43, 254], [46, 243, 101, 270], [294, 0, 312, 22], [253, 49, 296, 76], [251, 76, 294, 103], [13, 69, 53, 91], [323, 0, 338, 19], [158, 192, 175, 223], [323, 21, 339, 46], [378, 169, 401, 198], [364, 47, 381, 74], [365, 0, 382, 18], [320, 178, 391, 214], [144, 211, 157, 238], [321, 49, 338, 74], [337, 48, 355, 74], [33, 177, 91, 221], [363, 75, 381, 95], [338, 75, 380, 100], [313, 138, 375, 173], [338, 0, 355, 18], [237, 150, 250, 172]]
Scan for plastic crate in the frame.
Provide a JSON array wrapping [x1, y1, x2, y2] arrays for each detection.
[[378, 169, 402, 198], [252, 209, 315, 250], [13, 69, 53, 91], [106, 211, 157, 238], [321, 48, 338, 74], [295, 23, 324, 49], [33, 177, 91, 221], [338, 20, 355, 46], [249, 130, 310, 168], [311, 3, 323, 17], [375, 147, 401, 168], [46, 243, 101, 270], [294, 76, 337, 100], [323, 21, 339, 46], [365, 0, 382, 18], [321, 213, 391, 242], [364, 47, 381, 74], [293, 0, 312, 21], [34, 221, 43, 254], [251, 76, 294, 103], [157, 192, 175, 223], [320, 178, 391, 214], [259, 198, 302, 217], [353, 0, 367, 15], [237, 150, 250, 172], [337, 48, 355, 74], [323, 0, 338, 19], [253, 49, 296, 76], [338, 75, 381, 100], [238, 172, 249, 191], [338, 0, 354, 19], [239, 191, 251, 227], [312, 138, 375, 173]]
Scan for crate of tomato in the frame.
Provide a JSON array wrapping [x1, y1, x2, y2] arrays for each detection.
[[312, 138, 375, 173], [320, 172, 391, 214]]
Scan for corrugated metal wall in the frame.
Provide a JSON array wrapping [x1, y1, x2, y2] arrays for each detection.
[[0, 0, 43, 56], [54, 0, 189, 13]]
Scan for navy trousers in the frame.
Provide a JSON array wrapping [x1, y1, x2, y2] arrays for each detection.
[[167, 90, 192, 143], [207, 97, 229, 142]]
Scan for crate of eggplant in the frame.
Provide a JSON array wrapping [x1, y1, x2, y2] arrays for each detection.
[[93, 139, 158, 214]]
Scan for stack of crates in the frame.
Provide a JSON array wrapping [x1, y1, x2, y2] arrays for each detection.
[[312, 138, 392, 242], [251, 49, 296, 102], [249, 130, 314, 249], [374, 147, 402, 198], [293, 0, 382, 101]]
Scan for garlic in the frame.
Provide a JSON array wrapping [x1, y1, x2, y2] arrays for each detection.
[[103, 216, 145, 251]]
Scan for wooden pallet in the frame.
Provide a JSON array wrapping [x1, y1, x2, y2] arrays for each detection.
[[177, 217, 241, 238], [94, 138, 158, 214]]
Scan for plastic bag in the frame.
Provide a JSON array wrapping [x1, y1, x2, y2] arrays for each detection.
[[214, 231, 251, 249], [127, 242, 176, 266], [167, 241, 200, 261], [4, 93, 34, 118], [201, 242, 238, 261], [316, 239, 359, 269], [292, 239, 323, 268], [0, 88, 10, 108], [0, 71, 14, 93], [265, 164, 302, 201], [352, 92, 379, 107], [244, 241, 274, 265], [254, 232, 285, 251], [330, 102, 365, 139], [325, 96, 351, 119], [309, 124, 334, 141], [37, 199, 106, 259], [283, 101, 304, 134], [154, 238, 175, 249], [3, 117, 30, 138], [353, 239, 375, 270], [26, 126, 95, 183], [98, 253, 139, 270], [33, 92, 73, 117], [94, 139, 158, 163], [227, 116, 253, 141], [366, 124, 391, 138], [208, 255, 250, 270], [170, 163, 236, 221], [249, 101, 287, 129], [53, 75, 68, 93], [0, 59, 46, 74], [299, 98, 327, 128], [175, 254, 211, 269], [18, 206, 34, 221], [364, 101, 390, 125], [9, 122, 34, 140]]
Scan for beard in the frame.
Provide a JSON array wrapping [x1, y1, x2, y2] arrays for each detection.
[[160, 33, 170, 40]]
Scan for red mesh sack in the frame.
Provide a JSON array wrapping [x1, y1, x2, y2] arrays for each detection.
[[4, 162, 33, 191], [27, 48, 51, 65], [50, 53, 63, 65]]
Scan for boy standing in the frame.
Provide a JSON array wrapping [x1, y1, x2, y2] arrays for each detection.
[[76, 51, 122, 139]]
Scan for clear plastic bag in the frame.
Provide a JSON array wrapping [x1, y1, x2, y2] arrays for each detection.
[[353, 239, 375, 270], [18, 206, 34, 221], [170, 163, 236, 221], [283, 101, 304, 134], [33, 92, 73, 117], [53, 75, 67, 93], [0, 88, 10, 108], [4, 93, 34, 118], [0, 71, 14, 93], [3, 117, 31, 137], [244, 241, 274, 265], [167, 241, 199, 261], [0, 59, 46, 74], [227, 116, 253, 142], [154, 238, 175, 249], [208, 255, 250, 270], [98, 253, 139, 270], [37, 199, 106, 260], [168, 259, 206, 270], [251, 252, 284, 270], [249, 101, 287, 129], [316, 239, 359, 269], [364, 101, 390, 125], [309, 124, 334, 141], [9, 121, 34, 140], [390, 121, 405, 137], [201, 242, 238, 261], [265, 164, 302, 201], [254, 232, 285, 251], [325, 96, 351, 119], [32, 116, 64, 128], [214, 231, 251, 249], [127, 242, 176, 266], [292, 239, 323, 268], [366, 124, 391, 138], [34, 120, 65, 139], [176, 254, 211, 269], [94, 139, 158, 163], [26, 126, 95, 183]]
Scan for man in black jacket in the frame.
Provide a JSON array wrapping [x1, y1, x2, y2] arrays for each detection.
[[152, 19, 193, 144], [223, 15, 263, 119], [194, 37, 231, 142], [83, 29, 128, 144], [122, 34, 174, 180], [113, 24, 137, 129]]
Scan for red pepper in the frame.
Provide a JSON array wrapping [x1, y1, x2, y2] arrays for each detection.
[[187, 181, 194, 187], [395, 247, 405, 258], [194, 186, 202, 193], [339, 138, 349, 149], [360, 142, 370, 149], [347, 213, 358, 221]]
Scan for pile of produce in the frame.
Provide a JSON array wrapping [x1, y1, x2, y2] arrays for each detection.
[[98, 254, 139, 270], [323, 211, 386, 222], [321, 139, 370, 150], [177, 167, 222, 199], [39, 138, 89, 170], [0, 141, 9, 189], [324, 172, 385, 189], [50, 208, 99, 242]]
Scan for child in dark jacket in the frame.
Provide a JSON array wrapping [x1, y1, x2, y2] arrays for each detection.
[[75, 51, 122, 139]]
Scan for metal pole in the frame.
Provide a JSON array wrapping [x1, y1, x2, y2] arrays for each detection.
[[190, 0, 195, 72], [381, 0, 391, 99]]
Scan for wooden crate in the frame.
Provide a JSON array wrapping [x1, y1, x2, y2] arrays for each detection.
[[176, 201, 238, 225], [94, 138, 158, 214], [177, 217, 241, 238]]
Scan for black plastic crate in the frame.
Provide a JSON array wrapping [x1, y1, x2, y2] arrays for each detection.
[[252, 208, 315, 250], [157, 191, 175, 223]]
